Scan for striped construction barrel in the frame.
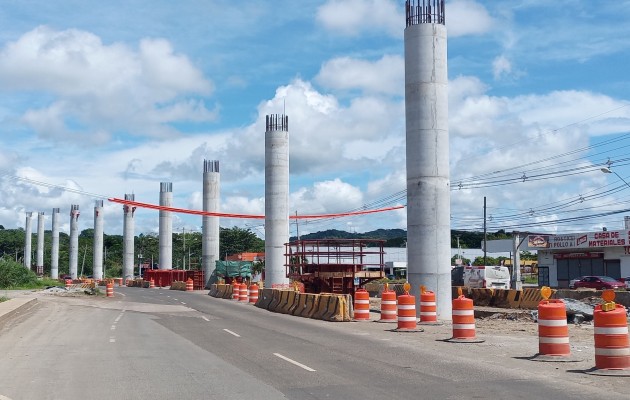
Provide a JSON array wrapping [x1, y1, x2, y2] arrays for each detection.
[[538, 299, 570, 356], [106, 282, 114, 298], [354, 289, 370, 320], [420, 291, 437, 323], [239, 283, 249, 302], [397, 294, 417, 330], [594, 304, 630, 370], [232, 283, 240, 300], [248, 284, 259, 304], [380, 289, 397, 322], [452, 295, 476, 340]]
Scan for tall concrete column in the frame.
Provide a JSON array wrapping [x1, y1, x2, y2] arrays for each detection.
[[51, 208, 60, 279], [404, 1, 452, 320], [123, 194, 136, 281], [159, 182, 173, 270], [23, 212, 33, 269], [36, 212, 45, 275], [202, 160, 220, 288], [265, 114, 290, 287], [69, 205, 80, 279], [93, 200, 104, 280]]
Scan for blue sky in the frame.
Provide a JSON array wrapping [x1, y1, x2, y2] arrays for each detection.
[[2, 0, 630, 239]]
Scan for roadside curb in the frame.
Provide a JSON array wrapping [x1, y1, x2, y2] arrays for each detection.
[[0, 298, 38, 324]]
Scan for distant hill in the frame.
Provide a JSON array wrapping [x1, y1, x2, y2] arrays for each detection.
[[290, 228, 512, 249]]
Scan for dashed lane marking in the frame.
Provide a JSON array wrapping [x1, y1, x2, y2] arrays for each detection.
[[223, 329, 241, 338], [202, 316, 210, 322], [273, 353, 316, 372]]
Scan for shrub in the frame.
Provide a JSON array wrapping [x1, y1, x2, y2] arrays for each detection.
[[0, 258, 39, 289]]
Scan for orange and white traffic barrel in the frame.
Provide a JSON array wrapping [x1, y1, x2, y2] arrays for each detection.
[[186, 278, 194, 292], [248, 283, 259, 304], [447, 294, 483, 342], [65, 279, 72, 289], [379, 285, 397, 322], [419, 288, 438, 324], [232, 282, 240, 300], [354, 288, 370, 321], [397, 295, 417, 330], [538, 299, 570, 357], [106, 282, 114, 298], [149, 278, 155, 289], [239, 283, 248, 302], [593, 294, 630, 371]]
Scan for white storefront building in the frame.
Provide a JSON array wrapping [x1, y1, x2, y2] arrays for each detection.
[[528, 228, 630, 288]]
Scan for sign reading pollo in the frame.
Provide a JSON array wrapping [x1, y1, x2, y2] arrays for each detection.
[[527, 230, 629, 250]]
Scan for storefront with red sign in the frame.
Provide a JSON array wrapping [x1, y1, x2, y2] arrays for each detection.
[[527, 231, 628, 288]]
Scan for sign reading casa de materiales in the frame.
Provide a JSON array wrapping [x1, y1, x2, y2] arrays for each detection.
[[527, 230, 629, 250]]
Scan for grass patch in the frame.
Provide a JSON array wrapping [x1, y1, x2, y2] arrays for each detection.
[[0, 296, 9, 303]]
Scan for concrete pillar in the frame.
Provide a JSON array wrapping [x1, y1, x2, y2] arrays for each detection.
[[159, 182, 173, 270], [69, 205, 80, 280], [93, 200, 104, 280], [202, 160, 220, 288], [36, 212, 45, 275], [51, 208, 60, 279], [123, 194, 136, 281], [23, 212, 33, 269], [404, 1, 452, 320], [265, 114, 290, 287]]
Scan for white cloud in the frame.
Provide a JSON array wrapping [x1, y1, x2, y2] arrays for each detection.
[[0, 26, 215, 142], [292, 179, 363, 214], [316, 0, 402, 37], [447, 0, 494, 37], [316, 55, 403, 96], [492, 55, 512, 80]]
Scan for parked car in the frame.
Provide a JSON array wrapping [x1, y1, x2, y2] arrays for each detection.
[[568, 277, 581, 289], [623, 277, 630, 290], [572, 276, 625, 290]]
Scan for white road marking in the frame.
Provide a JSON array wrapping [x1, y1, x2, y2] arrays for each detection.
[[173, 299, 178, 301], [352, 332, 369, 336], [111, 325, 116, 330], [0, 395, 15, 400], [109, 337, 116, 343], [223, 329, 241, 337], [380, 338, 391, 341], [181, 302, 186, 305], [273, 353, 316, 372], [202, 316, 210, 322]]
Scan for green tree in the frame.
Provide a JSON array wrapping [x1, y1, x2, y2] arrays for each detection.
[[219, 227, 264, 259]]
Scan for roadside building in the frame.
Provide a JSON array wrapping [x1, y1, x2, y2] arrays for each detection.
[[527, 222, 630, 288]]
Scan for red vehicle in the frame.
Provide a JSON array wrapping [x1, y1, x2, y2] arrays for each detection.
[[572, 276, 625, 290]]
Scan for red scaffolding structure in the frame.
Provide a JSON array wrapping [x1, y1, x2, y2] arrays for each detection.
[[285, 239, 385, 295]]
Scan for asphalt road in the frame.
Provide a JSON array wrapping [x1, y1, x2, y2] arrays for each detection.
[[0, 288, 622, 399]]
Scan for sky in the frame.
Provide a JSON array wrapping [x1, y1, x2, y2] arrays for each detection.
[[2, 0, 630, 240]]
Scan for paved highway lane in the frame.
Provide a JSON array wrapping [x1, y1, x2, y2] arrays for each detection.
[[0, 288, 624, 399]]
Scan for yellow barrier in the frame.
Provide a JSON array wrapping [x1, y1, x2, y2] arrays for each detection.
[[279, 291, 297, 314], [312, 294, 333, 320], [492, 289, 511, 308], [469, 288, 494, 306], [255, 288, 274, 309], [267, 290, 284, 312], [518, 288, 555, 309], [299, 293, 319, 318], [222, 284, 233, 299], [291, 293, 307, 316], [322, 294, 353, 322]]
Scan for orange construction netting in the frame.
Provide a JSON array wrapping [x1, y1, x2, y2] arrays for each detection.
[[108, 197, 404, 220]]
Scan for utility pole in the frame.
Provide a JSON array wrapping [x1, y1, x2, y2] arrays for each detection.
[[295, 211, 299, 240], [456, 235, 461, 265], [483, 196, 487, 266], [182, 227, 186, 270]]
